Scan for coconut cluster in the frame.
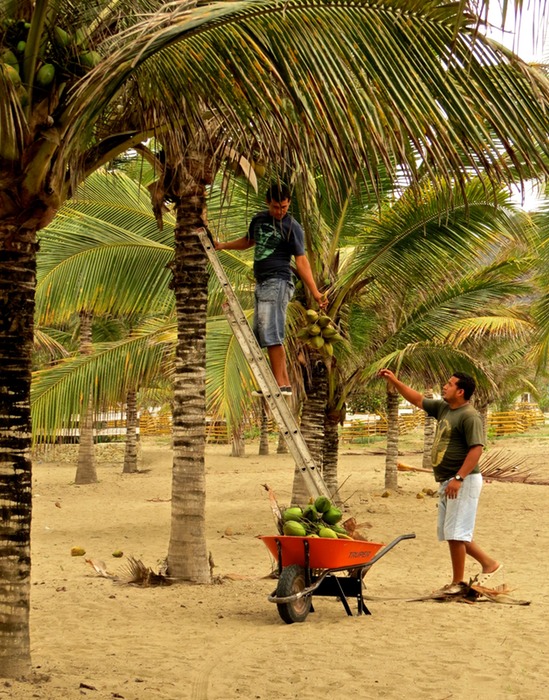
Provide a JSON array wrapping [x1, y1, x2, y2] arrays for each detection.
[[281, 496, 350, 539], [297, 309, 342, 358], [1, 18, 101, 108]]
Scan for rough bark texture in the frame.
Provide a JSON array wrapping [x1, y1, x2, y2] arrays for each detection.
[[384, 388, 400, 491], [123, 389, 140, 474], [0, 222, 35, 675], [259, 401, 270, 456], [323, 409, 342, 504], [166, 155, 211, 583], [276, 432, 288, 453], [231, 431, 245, 457], [75, 312, 97, 485], [292, 360, 327, 504]]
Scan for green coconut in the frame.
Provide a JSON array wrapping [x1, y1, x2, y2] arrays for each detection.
[[318, 527, 338, 539], [3, 63, 21, 87], [282, 506, 303, 522], [321, 325, 337, 338], [303, 504, 320, 521], [36, 63, 56, 87], [317, 315, 331, 328], [307, 335, 325, 349], [53, 26, 71, 48], [322, 506, 342, 525], [314, 496, 332, 513], [2, 49, 18, 66], [79, 50, 101, 69], [283, 520, 307, 537]]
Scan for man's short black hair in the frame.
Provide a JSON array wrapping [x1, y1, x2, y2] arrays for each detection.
[[266, 182, 291, 202], [452, 372, 476, 400]]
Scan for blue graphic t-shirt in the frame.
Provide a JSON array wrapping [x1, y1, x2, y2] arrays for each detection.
[[248, 211, 305, 283], [422, 398, 484, 482]]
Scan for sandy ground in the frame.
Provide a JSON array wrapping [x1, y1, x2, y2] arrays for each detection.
[[5, 431, 549, 700]]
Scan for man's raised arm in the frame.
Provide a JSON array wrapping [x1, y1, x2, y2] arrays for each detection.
[[378, 369, 424, 409], [214, 237, 254, 251]]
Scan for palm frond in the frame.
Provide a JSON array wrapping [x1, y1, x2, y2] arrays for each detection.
[[481, 449, 549, 485], [31, 319, 176, 441], [56, 0, 549, 199], [206, 312, 257, 435], [36, 169, 175, 324]]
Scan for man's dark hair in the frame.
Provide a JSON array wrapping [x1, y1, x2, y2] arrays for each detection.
[[266, 182, 291, 202], [452, 372, 476, 400]]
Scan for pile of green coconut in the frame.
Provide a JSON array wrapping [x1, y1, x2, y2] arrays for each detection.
[[281, 496, 350, 539]]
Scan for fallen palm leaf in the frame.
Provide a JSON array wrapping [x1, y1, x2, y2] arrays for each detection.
[[479, 449, 549, 485], [116, 556, 173, 587], [85, 558, 114, 578], [399, 450, 549, 485], [342, 517, 372, 540], [409, 580, 530, 605]]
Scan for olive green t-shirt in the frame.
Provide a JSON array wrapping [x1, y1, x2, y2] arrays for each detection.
[[422, 398, 484, 483]]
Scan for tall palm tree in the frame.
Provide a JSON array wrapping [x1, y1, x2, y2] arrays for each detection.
[[3, 0, 549, 675], [297, 176, 535, 489], [529, 185, 549, 373]]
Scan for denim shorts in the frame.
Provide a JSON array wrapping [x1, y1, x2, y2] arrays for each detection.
[[253, 277, 295, 347], [437, 473, 483, 542]]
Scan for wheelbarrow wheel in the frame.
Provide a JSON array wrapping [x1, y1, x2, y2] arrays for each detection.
[[276, 564, 312, 624]]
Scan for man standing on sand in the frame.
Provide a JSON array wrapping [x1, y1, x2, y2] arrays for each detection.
[[378, 369, 502, 593], [215, 183, 327, 396]]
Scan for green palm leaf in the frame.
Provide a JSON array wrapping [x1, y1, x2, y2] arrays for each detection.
[[36, 169, 175, 324], [31, 318, 176, 441]]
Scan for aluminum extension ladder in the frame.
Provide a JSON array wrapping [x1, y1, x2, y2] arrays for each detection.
[[197, 227, 331, 500]]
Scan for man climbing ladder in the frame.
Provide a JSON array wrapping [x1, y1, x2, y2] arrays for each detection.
[[197, 226, 331, 501], [214, 183, 327, 395]]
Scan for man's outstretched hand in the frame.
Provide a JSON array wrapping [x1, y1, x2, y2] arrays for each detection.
[[317, 292, 329, 311]]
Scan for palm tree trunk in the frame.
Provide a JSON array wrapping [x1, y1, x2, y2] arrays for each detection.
[[259, 400, 270, 455], [75, 311, 97, 484], [476, 399, 489, 443], [123, 388, 139, 473], [422, 387, 435, 470], [276, 432, 288, 453], [292, 360, 326, 504], [384, 387, 400, 490], [166, 162, 210, 583], [231, 429, 245, 457], [323, 408, 342, 504], [0, 221, 35, 675]]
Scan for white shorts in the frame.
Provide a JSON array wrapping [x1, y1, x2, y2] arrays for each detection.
[[437, 473, 483, 542]]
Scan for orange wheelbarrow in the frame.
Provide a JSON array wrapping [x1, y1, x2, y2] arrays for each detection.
[[260, 533, 416, 624]]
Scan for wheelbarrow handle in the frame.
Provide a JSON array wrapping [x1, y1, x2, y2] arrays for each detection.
[[360, 533, 416, 572]]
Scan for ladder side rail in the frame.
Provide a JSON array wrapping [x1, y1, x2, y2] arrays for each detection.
[[224, 305, 329, 498], [198, 228, 331, 499]]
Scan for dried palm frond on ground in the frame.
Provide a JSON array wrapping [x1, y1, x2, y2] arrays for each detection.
[[399, 449, 549, 485], [408, 580, 530, 606], [85, 558, 115, 578], [479, 449, 549, 485], [115, 556, 173, 587]]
